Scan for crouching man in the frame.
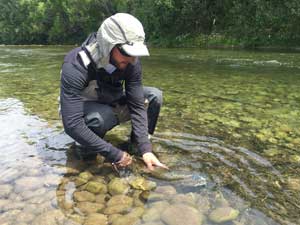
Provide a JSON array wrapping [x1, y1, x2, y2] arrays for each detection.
[[60, 13, 167, 170]]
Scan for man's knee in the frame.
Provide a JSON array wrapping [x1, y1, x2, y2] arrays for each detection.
[[144, 87, 163, 106], [84, 112, 107, 137]]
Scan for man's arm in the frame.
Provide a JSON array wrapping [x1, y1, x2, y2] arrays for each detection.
[[125, 60, 152, 155], [60, 62, 123, 162]]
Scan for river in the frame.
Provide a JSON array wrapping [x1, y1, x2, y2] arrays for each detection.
[[0, 46, 299, 225]]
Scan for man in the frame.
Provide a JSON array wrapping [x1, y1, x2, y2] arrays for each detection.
[[60, 13, 167, 170]]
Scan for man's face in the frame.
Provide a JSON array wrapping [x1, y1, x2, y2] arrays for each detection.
[[110, 46, 137, 70]]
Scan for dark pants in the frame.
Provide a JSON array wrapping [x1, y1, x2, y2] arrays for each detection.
[[83, 86, 162, 139]]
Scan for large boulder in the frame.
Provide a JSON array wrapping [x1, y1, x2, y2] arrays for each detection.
[[161, 204, 203, 225]]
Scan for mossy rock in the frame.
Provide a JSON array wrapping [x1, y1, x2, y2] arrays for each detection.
[[85, 181, 107, 194], [107, 195, 133, 207], [73, 191, 96, 202], [108, 178, 130, 195], [129, 176, 157, 191], [79, 171, 94, 181], [76, 202, 104, 214]]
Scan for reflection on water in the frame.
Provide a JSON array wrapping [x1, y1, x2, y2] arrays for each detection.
[[0, 46, 300, 224]]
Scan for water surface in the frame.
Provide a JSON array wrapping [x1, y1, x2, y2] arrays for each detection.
[[0, 46, 299, 225]]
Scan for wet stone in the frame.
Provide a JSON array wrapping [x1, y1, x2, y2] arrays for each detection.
[[95, 194, 108, 204], [111, 214, 140, 225], [127, 206, 145, 218], [32, 209, 66, 225], [14, 176, 44, 192], [0, 184, 13, 198], [44, 174, 61, 186], [15, 212, 35, 223], [197, 196, 210, 214], [148, 201, 170, 211], [0, 209, 21, 224], [73, 191, 96, 202], [171, 193, 198, 206], [74, 177, 88, 187], [76, 202, 104, 214], [155, 185, 177, 195], [129, 176, 157, 191], [85, 181, 107, 194], [67, 214, 85, 224], [161, 204, 203, 225], [209, 207, 239, 223], [108, 178, 130, 195], [20, 187, 47, 200], [140, 191, 165, 202], [142, 207, 161, 222], [108, 214, 122, 224], [107, 195, 133, 207], [84, 213, 108, 225], [79, 171, 94, 181], [104, 204, 132, 215]]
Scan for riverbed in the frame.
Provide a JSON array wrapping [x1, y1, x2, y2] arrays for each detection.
[[0, 46, 299, 225]]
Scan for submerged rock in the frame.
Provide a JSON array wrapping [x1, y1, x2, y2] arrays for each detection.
[[161, 204, 203, 225], [79, 171, 93, 181], [111, 214, 140, 225], [32, 209, 66, 225], [103, 204, 132, 215], [85, 181, 107, 194], [208, 207, 239, 223], [84, 213, 108, 225], [108, 178, 130, 195], [15, 176, 44, 192], [76, 202, 104, 214], [73, 191, 96, 202], [0, 184, 13, 198], [107, 195, 133, 207], [155, 185, 177, 195], [129, 176, 157, 191]]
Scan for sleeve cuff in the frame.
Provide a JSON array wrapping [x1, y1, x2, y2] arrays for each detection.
[[106, 145, 123, 163], [138, 142, 152, 155]]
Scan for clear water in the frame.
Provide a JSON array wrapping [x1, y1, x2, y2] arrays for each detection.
[[0, 46, 300, 225]]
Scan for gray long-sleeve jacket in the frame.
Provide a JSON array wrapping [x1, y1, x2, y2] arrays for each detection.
[[60, 35, 151, 163]]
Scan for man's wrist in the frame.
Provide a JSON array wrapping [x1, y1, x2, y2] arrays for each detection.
[[139, 142, 152, 155], [107, 145, 123, 163]]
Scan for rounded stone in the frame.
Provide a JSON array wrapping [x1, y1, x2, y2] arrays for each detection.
[[111, 215, 140, 225], [155, 185, 177, 195], [32, 210, 66, 225], [85, 181, 107, 194], [161, 204, 203, 225], [76, 202, 104, 214], [15, 176, 44, 192], [79, 171, 94, 181], [107, 195, 133, 207], [208, 207, 239, 223], [129, 176, 157, 191], [84, 213, 108, 225], [103, 204, 132, 215], [73, 191, 96, 202], [108, 178, 130, 195], [0, 184, 13, 198]]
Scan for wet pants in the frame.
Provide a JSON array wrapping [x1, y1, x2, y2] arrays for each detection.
[[83, 86, 162, 139]]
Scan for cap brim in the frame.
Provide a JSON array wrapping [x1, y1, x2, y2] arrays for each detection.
[[122, 42, 150, 57]]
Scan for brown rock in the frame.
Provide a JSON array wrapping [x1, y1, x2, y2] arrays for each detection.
[[161, 204, 203, 225]]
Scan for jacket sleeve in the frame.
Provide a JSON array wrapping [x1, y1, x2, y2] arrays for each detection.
[[60, 62, 123, 162], [125, 60, 152, 155]]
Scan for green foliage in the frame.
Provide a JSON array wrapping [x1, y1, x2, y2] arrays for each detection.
[[0, 0, 299, 47]]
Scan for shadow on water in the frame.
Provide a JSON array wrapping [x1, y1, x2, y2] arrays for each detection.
[[0, 98, 291, 225]]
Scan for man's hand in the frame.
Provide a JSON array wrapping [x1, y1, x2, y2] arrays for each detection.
[[142, 152, 168, 171], [113, 152, 132, 168]]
